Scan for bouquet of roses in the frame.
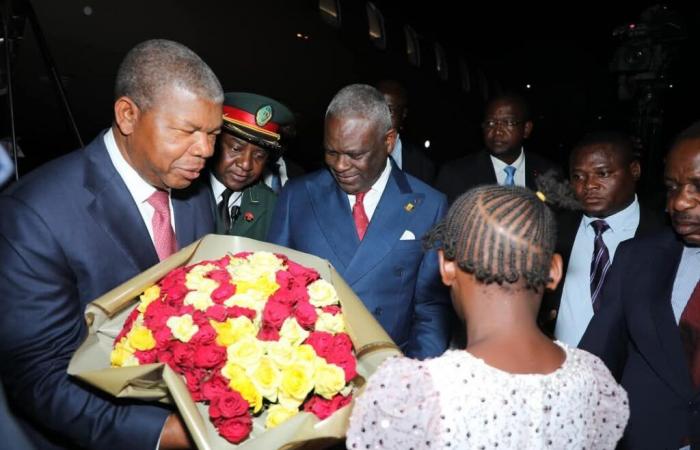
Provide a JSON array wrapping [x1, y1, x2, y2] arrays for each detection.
[[110, 250, 357, 444]]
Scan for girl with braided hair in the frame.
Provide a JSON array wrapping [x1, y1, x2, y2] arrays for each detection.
[[347, 175, 629, 449]]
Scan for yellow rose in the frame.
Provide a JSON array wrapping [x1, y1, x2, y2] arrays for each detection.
[[229, 374, 263, 413], [227, 336, 264, 368], [110, 338, 137, 367], [307, 279, 340, 307], [211, 316, 257, 347], [137, 285, 161, 313], [127, 325, 156, 351], [184, 272, 219, 294], [221, 361, 247, 382], [265, 404, 299, 429], [265, 340, 295, 368], [249, 356, 281, 402], [279, 317, 310, 347], [183, 290, 214, 311], [315, 312, 346, 334], [228, 261, 261, 283], [236, 276, 280, 298], [279, 362, 314, 405], [293, 344, 318, 365], [166, 314, 199, 342], [314, 361, 346, 399]]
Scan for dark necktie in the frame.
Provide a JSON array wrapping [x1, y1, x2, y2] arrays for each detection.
[[217, 189, 240, 234], [679, 280, 700, 389], [352, 192, 369, 240], [590, 220, 611, 312]]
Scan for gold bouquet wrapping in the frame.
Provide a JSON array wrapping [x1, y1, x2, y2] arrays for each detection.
[[68, 234, 400, 449]]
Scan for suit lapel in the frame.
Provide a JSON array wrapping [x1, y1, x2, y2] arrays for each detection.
[[649, 235, 692, 398], [307, 171, 359, 271], [476, 150, 499, 185], [344, 167, 422, 285], [83, 134, 159, 271], [172, 189, 194, 249]]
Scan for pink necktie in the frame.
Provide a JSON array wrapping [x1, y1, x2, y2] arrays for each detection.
[[147, 190, 177, 261], [352, 192, 369, 240]]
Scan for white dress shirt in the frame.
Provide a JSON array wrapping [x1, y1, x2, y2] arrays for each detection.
[[391, 135, 404, 169], [490, 148, 526, 187], [346, 158, 392, 221], [555, 196, 640, 347], [104, 128, 175, 243], [263, 156, 289, 188], [210, 174, 243, 209]]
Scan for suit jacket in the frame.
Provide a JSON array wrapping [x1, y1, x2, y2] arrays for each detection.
[[213, 180, 277, 241], [266, 164, 451, 359], [400, 138, 437, 186], [539, 204, 666, 336], [0, 131, 214, 450], [579, 229, 700, 449], [435, 148, 562, 203]]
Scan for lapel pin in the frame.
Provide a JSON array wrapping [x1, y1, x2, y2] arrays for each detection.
[[404, 202, 415, 212], [244, 211, 255, 222]]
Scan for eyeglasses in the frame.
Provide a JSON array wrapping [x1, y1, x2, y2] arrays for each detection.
[[481, 119, 523, 130]]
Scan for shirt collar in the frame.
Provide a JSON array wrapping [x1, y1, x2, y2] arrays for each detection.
[[104, 128, 158, 205], [582, 195, 640, 234], [489, 147, 525, 172]]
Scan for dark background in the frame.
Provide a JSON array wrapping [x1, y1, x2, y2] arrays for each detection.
[[1, 0, 698, 196]]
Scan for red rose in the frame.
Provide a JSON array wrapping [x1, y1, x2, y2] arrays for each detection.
[[262, 300, 292, 329], [191, 324, 217, 345], [115, 307, 140, 343], [227, 306, 256, 321], [215, 413, 252, 444], [184, 369, 206, 402], [322, 305, 341, 315], [211, 283, 235, 304], [294, 300, 318, 329], [205, 304, 228, 322], [160, 267, 186, 290], [162, 284, 189, 307], [286, 260, 320, 284], [305, 331, 334, 358], [232, 251, 252, 258], [207, 269, 231, 284], [210, 391, 249, 419], [326, 353, 357, 382], [303, 394, 352, 420], [169, 341, 195, 368], [135, 348, 158, 364], [194, 344, 227, 369], [201, 375, 230, 402], [157, 348, 173, 366], [332, 333, 353, 355], [153, 327, 172, 346], [257, 325, 280, 341], [143, 301, 178, 330]]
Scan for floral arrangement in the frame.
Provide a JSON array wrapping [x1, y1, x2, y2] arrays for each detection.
[[110, 251, 356, 444]]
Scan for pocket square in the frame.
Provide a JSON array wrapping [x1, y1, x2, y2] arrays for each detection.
[[399, 230, 416, 241]]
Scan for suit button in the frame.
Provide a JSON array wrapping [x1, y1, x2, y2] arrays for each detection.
[[374, 307, 383, 317], [549, 309, 557, 320]]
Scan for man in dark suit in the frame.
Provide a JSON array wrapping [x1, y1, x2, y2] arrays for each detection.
[[0, 39, 222, 450], [435, 93, 561, 203], [210, 92, 294, 241], [539, 132, 665, 340], [375, 79, 437, 185], [579, 121, 700, 449], [267, 84, 451, 359]]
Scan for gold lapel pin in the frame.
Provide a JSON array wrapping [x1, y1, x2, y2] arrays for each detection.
[[404, 202, 415, 212]]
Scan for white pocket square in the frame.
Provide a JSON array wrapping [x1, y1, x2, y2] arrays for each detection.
[[399, 230, 416, 241]]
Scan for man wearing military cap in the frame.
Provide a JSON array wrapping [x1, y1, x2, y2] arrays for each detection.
[[210, 92, 293, 240]]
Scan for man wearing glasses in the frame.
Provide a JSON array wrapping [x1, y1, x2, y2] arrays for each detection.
[[436, 93, 561, 203]]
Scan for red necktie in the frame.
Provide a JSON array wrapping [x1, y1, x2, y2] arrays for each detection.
[[679, 280, 700, 388], [352, 192, 369, 240], [147, 190, 177, 261]]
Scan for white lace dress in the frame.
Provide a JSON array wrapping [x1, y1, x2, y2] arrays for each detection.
[[347, 342, 628, 450]]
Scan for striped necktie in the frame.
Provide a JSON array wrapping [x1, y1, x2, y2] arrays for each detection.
[[590, 219, 611, 312]]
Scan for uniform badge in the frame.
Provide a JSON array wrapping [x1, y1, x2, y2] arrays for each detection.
[[404, 202, 415, 212], [255, 105, 273, 127], [244, 211, 255, 222]]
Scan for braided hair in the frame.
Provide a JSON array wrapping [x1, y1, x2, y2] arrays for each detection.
[[424, 171, 579, 292]]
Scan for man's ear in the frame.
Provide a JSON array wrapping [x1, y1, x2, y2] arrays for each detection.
[[630, 160, 641, 182], [384, 128, 397, 155], [114, 96, 141, 136], [523, 120, 534, 139], [438, 250, 457, 286], [545, 253, 563, 291]]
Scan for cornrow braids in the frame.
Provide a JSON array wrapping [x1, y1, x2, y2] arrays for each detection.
[[424, 173, 579, 292]]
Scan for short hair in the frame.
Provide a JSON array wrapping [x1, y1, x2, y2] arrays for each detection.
[[485, 93, 531, 121], [424, 172, 579, 291], [115, 39, 223, 111], [325, 84, 392, 137], [570, 131, 636, 165], [671, 120, 700, 149]]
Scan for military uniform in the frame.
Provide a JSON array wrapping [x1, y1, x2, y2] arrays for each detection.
[[214, 181, 277, 241]]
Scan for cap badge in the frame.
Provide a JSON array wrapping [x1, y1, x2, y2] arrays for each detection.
[[255, 105, 273, 127]]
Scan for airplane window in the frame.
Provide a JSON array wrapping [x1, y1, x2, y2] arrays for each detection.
[[319, 0, 341, 28], [404, 25, 421, 67], [435, 42, 448, 81], [366, 2, 386, 50], [459, 57, 471, 93]]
